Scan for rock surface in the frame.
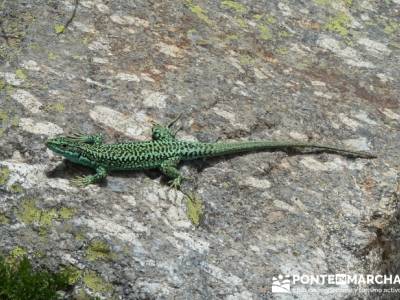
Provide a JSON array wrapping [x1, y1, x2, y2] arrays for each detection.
[[0, 0, 399, 299]]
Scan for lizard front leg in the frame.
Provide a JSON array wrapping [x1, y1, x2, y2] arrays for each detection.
[[160, 158, 184, 189], [71, 166, 108, 187], [151, 113, 183, 141]]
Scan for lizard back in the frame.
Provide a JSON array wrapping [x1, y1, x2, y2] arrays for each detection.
[[80, 140, 213, 170]]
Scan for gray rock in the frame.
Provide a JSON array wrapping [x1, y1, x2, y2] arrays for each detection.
[[0, 0, 399, 299]]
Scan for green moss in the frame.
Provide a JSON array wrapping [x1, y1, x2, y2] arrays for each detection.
[[61, 265, 82, 285], [6, 246, 28, 266], [252, 14, 262, 21], [315, 0, 352, 7], [276, 47, 289, 55], [11, 115, 19, 127], [54, 24, 65, 34], [85, 239, 113, 261], [47, 52, 58, 60], [75, 232, 86, 241], [324, 12, 351, 37], [222, 0, 246, 13], [239, 54, 254, 65], [187, 28, 197, 36], [15, 69, 27, 80], [5, 85, 14, 96], [10, 183, 23, 193], [41, 103, 65, 113], [0, 255, 70, 300], [314, 0, 330, 5], [186, 194, 204, 226], [59, 207, 74, 220], [0, 110, 9, 137], [18, 200, 75, 228], [384, 20, 399, 35], [225, 34, 239, 41], [258, 24, 272, 40], [83, 271, 113, 293], [235, 16, 248, 28], [0, 79, 5, 90], [343, 0, 352, 6], [278, 30, 292, 38], [28, 43, 40, 50], [17, 200, 40, 224], [186, 1, 213, 25], [0, 166, 10, 185], [40, 209, 58, 227], [265, 15, 276, 24], [10, 247, 27, 259], [0, 213, 9, 224]]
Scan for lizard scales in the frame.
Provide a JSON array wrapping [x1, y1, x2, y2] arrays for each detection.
[[68, 140, 373, 170], [46, 115, 376, 188]]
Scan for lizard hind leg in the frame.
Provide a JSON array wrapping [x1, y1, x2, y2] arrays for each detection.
[[160, 158, 185, 189]]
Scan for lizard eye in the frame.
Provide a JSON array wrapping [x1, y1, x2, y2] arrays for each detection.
[[61, 144, 67, 148]]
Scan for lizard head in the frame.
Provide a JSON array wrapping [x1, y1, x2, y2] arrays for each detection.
[[46, 136, 85, 160]]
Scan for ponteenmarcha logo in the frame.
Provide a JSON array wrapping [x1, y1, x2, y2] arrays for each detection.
[[271, 273, 400, 294], [272, 275, 291, 294]]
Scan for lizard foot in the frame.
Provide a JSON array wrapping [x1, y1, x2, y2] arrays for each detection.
[[168, 177, 183, 190]]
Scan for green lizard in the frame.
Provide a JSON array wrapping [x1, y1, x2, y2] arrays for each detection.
[[45, 115, 376, 188]]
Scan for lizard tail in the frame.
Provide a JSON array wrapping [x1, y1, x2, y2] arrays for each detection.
[[202, 141, 377, 159]]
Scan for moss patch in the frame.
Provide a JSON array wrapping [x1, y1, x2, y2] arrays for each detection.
[[0, 110, 9, 137], [239, 54, 254, 65], [61, 265, 82, 285], [384, 20, 399, 35], [15, 69, 27, 80], [41, 103, 65, 113], [17, 200, 75, 233], [235, 16, 248, 28], [222, 0, 247, 14], [83, 271, 113, 293], [343, 0, 352, 6], [17, 200, 41, 224], [224, 34, 239, 41], [314, 0, 330, 5], [54, 24, 65, 34], [74, 231, 86, 241], [0, 79, 5, 90], [11, 115, 19, 127], [324, 12, 351, 37], [48, 52, 58, 60], [258, 24, 272, 40], [17, 200, 58, 227], [0, 166, 10, 185], [0, 213, 10, 224], [6, 246, 28, 266], [186, 194, 204, 226], [9, 247, 27, 260], [186, 1, 213, 25], [85, 239, 114, 261], [10, 183, 23, 193], [59, 207, 74, 220]]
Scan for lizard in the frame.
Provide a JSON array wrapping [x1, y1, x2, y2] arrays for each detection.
[[45, 115, 376, 188]]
